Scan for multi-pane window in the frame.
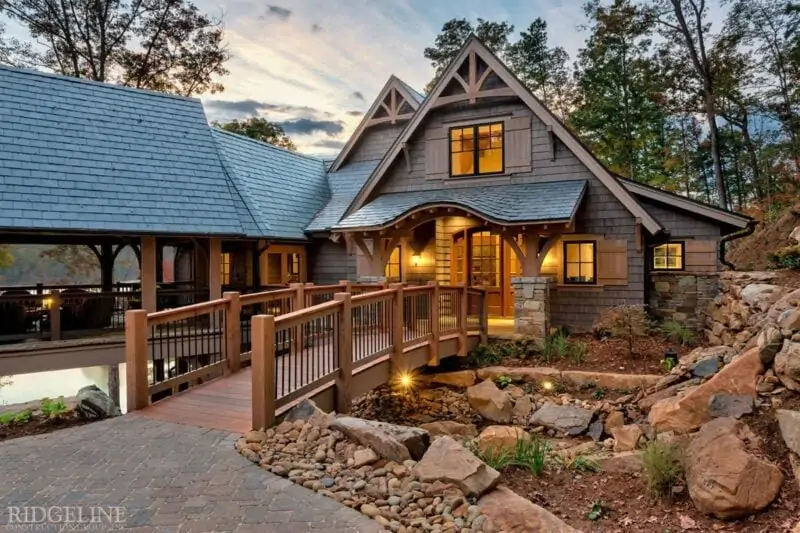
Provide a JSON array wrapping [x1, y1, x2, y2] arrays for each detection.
[[653, 243, 684, 270], [470, 231, 500, 287], [384, 246, 402, 283], [450, 123, 504, 177], [288, 253, 302, 282], [564, 241, 596, 285], [220, 253, 231, 285]]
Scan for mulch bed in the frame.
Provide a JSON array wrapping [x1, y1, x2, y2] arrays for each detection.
[[503, 399, 799, 533], [0, 411, 93, 442], [491, 335, 695, 376]]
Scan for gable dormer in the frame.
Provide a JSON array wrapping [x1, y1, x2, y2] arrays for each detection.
[[329, 76, 423, 171]]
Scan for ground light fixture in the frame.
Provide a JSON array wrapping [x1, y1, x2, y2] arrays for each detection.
[[541, 380, 554, 392], [392, 370, 417, 393]]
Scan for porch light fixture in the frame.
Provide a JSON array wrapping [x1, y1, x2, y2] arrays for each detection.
[[411, 254, 421, 267]]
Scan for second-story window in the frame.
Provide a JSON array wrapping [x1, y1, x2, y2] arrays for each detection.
[[450, 123, 504, 177]]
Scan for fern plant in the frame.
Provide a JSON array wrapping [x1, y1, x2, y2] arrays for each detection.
[[661, 320, 696, 347]]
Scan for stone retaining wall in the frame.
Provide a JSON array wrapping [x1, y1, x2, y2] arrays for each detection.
[[649, 272, 720, 332]]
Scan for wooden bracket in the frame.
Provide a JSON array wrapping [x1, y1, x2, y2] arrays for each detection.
[[635, 218, 643, 252], [402, 142, 412, 171], [547, 125, 557, 161]]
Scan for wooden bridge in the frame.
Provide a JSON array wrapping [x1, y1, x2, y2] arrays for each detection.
[[125, 282, 488, 432]]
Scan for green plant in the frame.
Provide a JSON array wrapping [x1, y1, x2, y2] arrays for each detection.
[[661, 320, 696, 347], [513, 436, 550, 477], [568, 455, 601, 473], [11, 409, 32, 424], [587, 501, 607, 521], [593, 305, 651, 357], [568, 340, 588, 364], [467, 344, 504, 367], [495, 375, 514, 389], [40, 397, 69, 419], [469, 442, 514, 470], [769, 244, 800, 270], [591, 387, 607, 400], [0, 411, 15, 425], [642, 439, 685, 499], [661, 357, 677, 372], [553, 380, 568, 394], [540, 331, 570, 363]]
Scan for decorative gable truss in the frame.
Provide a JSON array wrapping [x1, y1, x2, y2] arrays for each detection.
[[329, 76, 422, 172], [343, 36, 664, 236]]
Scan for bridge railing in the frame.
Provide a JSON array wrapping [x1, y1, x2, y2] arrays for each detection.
[[124, 281, 384, 409], [250, 282, 488, 429]]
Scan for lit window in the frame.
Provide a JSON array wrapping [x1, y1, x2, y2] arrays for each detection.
[[288, 253, 302, 282], [221, 253, 231, 285], [450, 123, 503, 177], [564, 241, 596, 285], [653, 243, 684, 270], [470, 231, 500, 287], [384, 246, 402, 282]]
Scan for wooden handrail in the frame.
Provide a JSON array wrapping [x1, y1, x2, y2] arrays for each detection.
[[147, 297, 229, 326], [274, 299, 341, 331], [240, 287, 296, 306], [351, 287, 396, 305], [403, 285, 433, 294], [304, 284, 347, 295]]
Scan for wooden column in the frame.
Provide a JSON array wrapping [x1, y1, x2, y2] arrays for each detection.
[[251, 314, 276, 429], [480, 289, 489, 345], [209, 238, 222, 300], [223, 291, 241, 374], [521, 233, 541, 277], [334, 292, 353, 413], [339, 280, 351, 293], [140, 236, 157, 312], [291, 283, 306, 351], [125, 309, 149, 411], [428, 281, 440, 366], [390, 283, 405, 373], [458, 282, 468, 357], [258, 240, 269, 285], [49, 292, 61, 341]]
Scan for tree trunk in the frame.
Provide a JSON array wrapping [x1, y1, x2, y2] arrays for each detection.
[[740, 118, 763, 203], [704, 94, 728, 208]]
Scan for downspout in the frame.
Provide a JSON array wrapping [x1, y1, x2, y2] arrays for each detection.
[[719, 220, 757, 271]]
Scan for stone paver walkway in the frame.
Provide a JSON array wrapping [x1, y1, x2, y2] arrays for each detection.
[[0, 416, 383, 533]]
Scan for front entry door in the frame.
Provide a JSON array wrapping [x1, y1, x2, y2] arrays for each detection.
[[452, 230, 515, 317]]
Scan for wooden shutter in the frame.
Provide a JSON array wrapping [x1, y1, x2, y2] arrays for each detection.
[[597, 239, 628, 286], [685, 240, 718, 273], [504, 116, 532, 174], [425, 126, 449, 179]]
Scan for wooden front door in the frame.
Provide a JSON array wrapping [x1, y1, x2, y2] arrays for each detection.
[[452, 230, 515, 317]]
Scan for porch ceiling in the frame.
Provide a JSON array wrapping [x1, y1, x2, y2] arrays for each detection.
[[333, 180, 587, 231]]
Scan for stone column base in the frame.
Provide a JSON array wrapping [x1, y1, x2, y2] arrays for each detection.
[[512, 276, 552, 339]]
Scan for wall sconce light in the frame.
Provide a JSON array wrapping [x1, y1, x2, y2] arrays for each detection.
[[411, 254, 421, 267]]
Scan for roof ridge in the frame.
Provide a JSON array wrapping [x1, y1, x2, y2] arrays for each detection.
[[211, 127, 323, 163], [0, 64, 201, 104]]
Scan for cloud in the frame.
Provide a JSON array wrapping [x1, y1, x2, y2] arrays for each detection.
[[205, 98, 324, 118], [262, 5, 292, 20], [346, 110, 363, 116], [311, 23, 323, 33], [313, 139, 346, 150], [352, 91, 365, 102], [278, 118, 345, 137]]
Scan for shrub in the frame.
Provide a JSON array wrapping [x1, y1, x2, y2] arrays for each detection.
[[513, 436, 550, 477], [541, 331, 570, 363], [769, 244, 800, 270], [593, 305, 651, 357], [642, 439, 685, 499], [661, 320, 696, 347], [11, 409, 32, 424], [467, 343, 505, 367], [40, 397, 69, 419], [569, 340, 588, 364], [469, 442, 513, 470]]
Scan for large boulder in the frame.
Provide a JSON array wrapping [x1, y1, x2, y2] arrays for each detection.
[[478, 486, 580, 533], [424, 370, 477, 388], [413, 436, 500, 497], [639, 378, 701, 412], [611, 424, 645, 452], [330, 417, 429, 462], [75, 385, 121, 419], [685, 418, 783, 519], [775, 340, 800, 391], [776, 409, 800, 456], [707, 394, 753, 420], [530, 401, 594, 436], [283, 398, 329, 425], [740, 284, 781, 311], [475, 425, 530, 453], [648, 347, 763, 433], [466, 379, 513, 423], [419, 420, 478, 438]]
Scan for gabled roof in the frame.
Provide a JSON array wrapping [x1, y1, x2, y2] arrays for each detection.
[[329, 75, 423, 172], [0, 65, 246, 236], [212, 129, 329, 240], [619, 177, 753, 230], [335, 180, 587, 231], [306, 160, 380, 233], [343, 36, 665, 235]]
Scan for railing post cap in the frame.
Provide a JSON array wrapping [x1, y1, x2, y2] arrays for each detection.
[[223, 291, 241, 299], [427, 281, 439, 286], [334, 292, 351, 302], [289, 282, 303, 288]]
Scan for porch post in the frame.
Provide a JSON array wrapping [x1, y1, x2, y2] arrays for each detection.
[[512, 277, 552, 340], [140, 236, 157, 312], [209, 238, 222, 300]]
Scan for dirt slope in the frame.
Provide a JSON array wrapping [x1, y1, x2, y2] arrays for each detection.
[[727, 204, 800, 270]]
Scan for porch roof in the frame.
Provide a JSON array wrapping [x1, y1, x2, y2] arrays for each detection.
[[334, 180, 587, 231]]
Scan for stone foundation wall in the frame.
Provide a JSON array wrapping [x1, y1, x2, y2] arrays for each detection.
[[512, 277, 551, 339], [649, 272, 720, 332]]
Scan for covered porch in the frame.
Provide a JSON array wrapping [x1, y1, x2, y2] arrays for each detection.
[[333, 180, 590, 338]]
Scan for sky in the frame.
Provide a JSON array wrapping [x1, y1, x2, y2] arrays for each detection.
[[199, 0, 597, 158]]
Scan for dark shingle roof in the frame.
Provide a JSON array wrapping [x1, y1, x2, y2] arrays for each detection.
[[306, 160, 380, 232], [335, 180, 587, 230], [212, 129, 329, 240], [0, 65, 245, 235]]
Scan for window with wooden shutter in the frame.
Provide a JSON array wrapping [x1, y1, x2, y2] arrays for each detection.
[[504, 116, 532, 173]]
